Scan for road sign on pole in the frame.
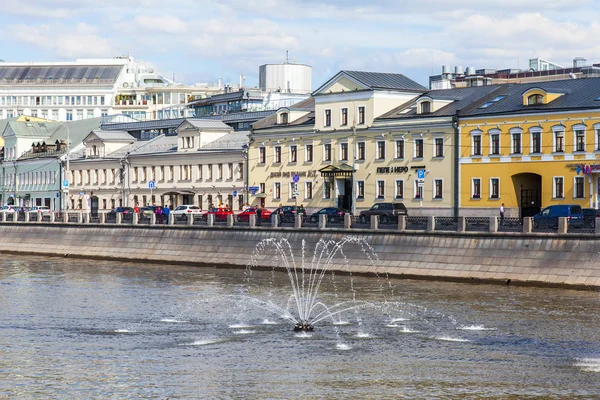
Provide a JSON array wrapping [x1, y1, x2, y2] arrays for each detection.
[[292, 174, 300, 183], [148, 180, 156, 189], [233, 190, 238, 197], [417, 169, 425, 179]]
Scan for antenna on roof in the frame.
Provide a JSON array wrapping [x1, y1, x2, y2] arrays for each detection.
[[285, 50, 289, 64]]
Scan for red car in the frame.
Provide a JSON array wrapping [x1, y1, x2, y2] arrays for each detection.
[[237, 207, 272, 222], [203, 207, 234, 222]]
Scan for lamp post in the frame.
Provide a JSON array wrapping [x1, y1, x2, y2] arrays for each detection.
[[59, 123, 70, 214]]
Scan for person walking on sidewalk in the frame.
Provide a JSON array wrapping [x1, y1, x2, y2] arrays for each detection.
[[499, 203, 505, 225]]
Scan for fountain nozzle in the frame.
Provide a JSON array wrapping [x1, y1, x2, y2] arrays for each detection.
[[293, 320, 314, 332]]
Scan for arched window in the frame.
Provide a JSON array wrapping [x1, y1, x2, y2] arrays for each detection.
[[420, 101, 431, 114], [280, 112, 289, 124], [527, 94, 544, 105]]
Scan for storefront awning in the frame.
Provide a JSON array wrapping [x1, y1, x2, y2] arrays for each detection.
[[163, 190, 195, 196], [254, 193, 267, 198], [319, 163, 355, 177]]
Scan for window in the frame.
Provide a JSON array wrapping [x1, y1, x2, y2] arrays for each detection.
[[324, 109, 332, 127], [376, 180, 385, 199], [434, 179, 443, 199], [289, 182, 296, 198], [554, 177, 564, 198], [472, 178, 481, 199], [197, 164, 203, 180], [323, 143, 332, 162], [414, 180, 423, 199], [218, 164, 223, 180], [259, 147, 266, 163], [472, 134, 482, 156], [414, 138, 424, 158], [306, 144, 313, 162], [531, 131, 541, 153], [207, 164, 212, 180], [341, 108, 348, 126], [305, 182, 313, 199], [596, 128, 600, 151], [377, 141, 385, 160], [420, 101, 431, 114], [340, 143, 348, 161], [554, 130, 564, 152], [133, 167, 138, 182], [574, 176, 584, 198], [259, 183, 265, 194], [290, 145, 297, 163], [357, 181, 364, 198], [527, 94, 544, 105], [280, 112, 289, 124], [274, 182, 281, 199], [490, 178, 500, 199], [274, 146, 282, 163], [238, 163, 243, 180], [575, 129, 586, 152], [395, 139, 404, 159], [395, 180, 404, 199], [358, 106, 365, 124], [512, 132, 522, 154], [323, 180, 332, 199], [357, 142, 366, 160], [434, 137, 444, 157]]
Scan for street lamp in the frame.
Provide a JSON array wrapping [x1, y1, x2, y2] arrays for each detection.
[[58, 123, 70, 213]]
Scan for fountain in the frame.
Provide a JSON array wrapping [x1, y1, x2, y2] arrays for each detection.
[[244, 236, 379, 332]]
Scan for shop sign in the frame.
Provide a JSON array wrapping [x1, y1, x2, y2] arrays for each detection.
[[376, 166, 409, 174], [270, 170, 317, 178], [573, 164, 600, 174]]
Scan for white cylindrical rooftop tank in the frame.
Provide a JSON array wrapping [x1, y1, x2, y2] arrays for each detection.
[[442, 65, 450, 74], [259, 63, 312, 94], [573, 57, 587, 68], [455, 66, 464, 75], [466, 67, 476, 76]]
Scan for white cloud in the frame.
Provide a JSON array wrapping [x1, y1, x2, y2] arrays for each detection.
[[132, 15, 189, 34], [9, 23, 115, 59]]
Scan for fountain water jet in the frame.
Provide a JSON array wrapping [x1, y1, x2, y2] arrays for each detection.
[[245, 237, 379, 331]]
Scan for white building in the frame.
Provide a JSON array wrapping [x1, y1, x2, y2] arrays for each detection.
[[69, 120, 249, 211], [0, 56, 218, 122]]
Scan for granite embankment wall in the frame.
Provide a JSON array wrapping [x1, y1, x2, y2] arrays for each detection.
[[0, 223, 599, 289]]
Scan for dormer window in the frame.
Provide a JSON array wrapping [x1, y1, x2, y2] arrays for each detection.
[[420, 101, 431, 114], [527, 94, 544, 105], [280, 112, 289, 124]]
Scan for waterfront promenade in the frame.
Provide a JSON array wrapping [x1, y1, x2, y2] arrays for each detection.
[[0, 211, 599, 290]]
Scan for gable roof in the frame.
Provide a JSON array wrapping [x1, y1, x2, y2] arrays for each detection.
[[252, 97, 315, 131], [314, 70, 427, 95], [178, 119, 232, 130], [88, 129, 135, 141]]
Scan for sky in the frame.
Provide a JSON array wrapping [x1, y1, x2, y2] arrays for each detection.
[[2, 0, 600, 89]]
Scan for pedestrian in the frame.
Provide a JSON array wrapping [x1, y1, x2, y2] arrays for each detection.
[[255, 204, 262, 226], [156, 205, 163, 224], [499, 203, 505, 225], [297, 203, 305, 217], [134, 203, 140, 214], [162, 204, 170, 224]]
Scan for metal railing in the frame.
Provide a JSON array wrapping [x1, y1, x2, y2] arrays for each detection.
[[3, 212, 600, 236]]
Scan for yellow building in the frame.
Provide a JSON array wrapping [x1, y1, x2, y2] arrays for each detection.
[[249, 70, 428, 212], [458, 78, 600, 217]]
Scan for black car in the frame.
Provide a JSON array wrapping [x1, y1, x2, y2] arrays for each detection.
[[273, 205, 306, 223], [359, 202, 408, 224], [582, 208, 600, 227], [106, 207, 135, 221], [309, 207, 348, 223]]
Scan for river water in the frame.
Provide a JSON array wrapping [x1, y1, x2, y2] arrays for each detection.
[[0, 254, 599, 399]]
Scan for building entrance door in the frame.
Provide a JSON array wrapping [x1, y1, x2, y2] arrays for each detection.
[[337, 178, 353, 211], [520, 188, 541, 219]]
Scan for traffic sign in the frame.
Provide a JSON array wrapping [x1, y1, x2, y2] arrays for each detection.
[[249, 186, 260, 195], [292, 191, 300, 198], [292, 174, 300, 183], [417, 181, 425, 188], [63, 180, 69, 188], [148, 180, 156, 189], [233, 190, 238, 197], [417, 170, 425, 179]]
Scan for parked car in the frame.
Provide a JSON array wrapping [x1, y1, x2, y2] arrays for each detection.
[[273, 205, 306, 223], [203, 207, 234, 222], [29, 206, 52, 216], [106, 207, 135, 221], [309, 207, 348, 223], [0, 205, 16, 213], [237, 207, 272, 222], [582, 208, 600, 227], [359, 202, 408, 224], [532, 204, 584, 228], [172, 205, 202, 220]]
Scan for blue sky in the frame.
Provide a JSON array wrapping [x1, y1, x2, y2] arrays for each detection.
[[2, 0, 599, 89]]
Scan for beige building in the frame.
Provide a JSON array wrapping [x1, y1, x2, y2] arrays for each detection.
[[248, 70, 429, 213]]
